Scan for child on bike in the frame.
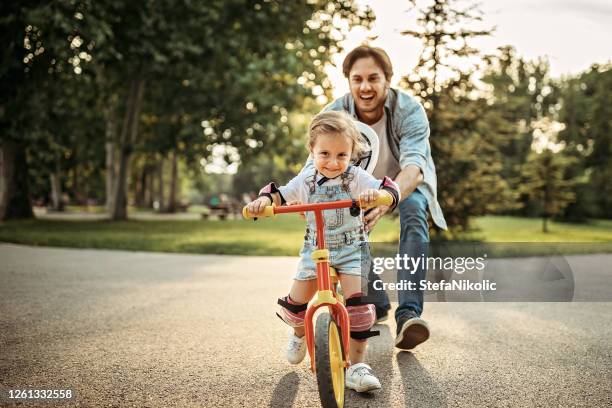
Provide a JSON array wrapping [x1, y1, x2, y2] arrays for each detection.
[[246, 110, 399, 392]]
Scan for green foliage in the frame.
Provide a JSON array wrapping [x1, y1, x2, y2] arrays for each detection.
[[557, 64, 612, 219], [2, 1, 374, 219], [90, 0, 374, 162], [3, 0, 608, 226], [481, 46, 558, 205], [231, 106, 315, 195], [433, 88, 519, 230], [401, 0, 492, 110], [520, 149, 578, 232], [401, 0, 516, 233], [1, 1, 90, 219]]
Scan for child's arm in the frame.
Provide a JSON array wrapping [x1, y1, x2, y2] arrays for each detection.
[[354, 168, 401, 210], [246, 183, 285, 216], [246, 172, 309, 215]]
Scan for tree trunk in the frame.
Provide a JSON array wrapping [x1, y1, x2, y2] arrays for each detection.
[[145, 166, 154, 208], [166, 150, 178, 213], [157, 157, 165, 212], [135, 166, 146, 207], [100, 68, 119, 213], [49, 155, 63, 211], [111, 78, 146, 220], [105, 141, 116, 212], [72, 164, 86, 206], [542, 216, 548, 233], [0, 140, 34, 220]]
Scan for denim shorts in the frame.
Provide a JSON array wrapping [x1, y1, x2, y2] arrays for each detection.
[[295, 239, 371, 281]]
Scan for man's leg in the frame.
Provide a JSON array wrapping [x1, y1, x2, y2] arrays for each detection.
[[363, 209, 391, 321], [365, 260, 391, 321], [395, 189, 430, 349]]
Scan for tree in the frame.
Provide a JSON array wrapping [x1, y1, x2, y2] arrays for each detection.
[[400, 0, 515, 232], [557, 64, 612, 219], [481, 46, 558, 215], [89, 0, 374, 219], [2, 1, 374, 220], [1, 1, 87, 219], [231, 104, 316, 196], [520, 148, 577, 232]]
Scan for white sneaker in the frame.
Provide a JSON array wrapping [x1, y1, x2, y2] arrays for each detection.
[[285, 332, 307, 364], [345, 363, 381, 392]]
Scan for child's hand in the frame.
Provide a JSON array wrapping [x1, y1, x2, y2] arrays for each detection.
[[359, 189, 380, 207], [246, 196, 272, 215]]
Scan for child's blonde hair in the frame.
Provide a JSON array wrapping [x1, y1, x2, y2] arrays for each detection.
[[308, 111, 369, 161]]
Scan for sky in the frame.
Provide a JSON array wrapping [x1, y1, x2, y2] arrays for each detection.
[[327, 0, 612, 97]]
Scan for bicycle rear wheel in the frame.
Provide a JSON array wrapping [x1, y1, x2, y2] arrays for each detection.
[[315, 312, 345, 408]]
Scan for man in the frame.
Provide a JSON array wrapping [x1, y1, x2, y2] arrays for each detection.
[[322, 45, 447, 350]]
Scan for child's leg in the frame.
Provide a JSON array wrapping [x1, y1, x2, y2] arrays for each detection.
[[339, 274, 375, 364], [288, 279, 317, 337]]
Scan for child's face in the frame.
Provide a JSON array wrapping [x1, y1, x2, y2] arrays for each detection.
[[310, 132, 353, 179]]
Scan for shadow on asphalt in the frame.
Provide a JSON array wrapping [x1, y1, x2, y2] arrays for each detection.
[[397, 351, 446, 407], [269, 372, 299, 408]]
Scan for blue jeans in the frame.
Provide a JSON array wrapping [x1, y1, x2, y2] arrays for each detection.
[[367, 189, 429, 318]]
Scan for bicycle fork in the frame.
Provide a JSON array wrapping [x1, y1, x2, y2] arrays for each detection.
[[303, 246, 351, 373]]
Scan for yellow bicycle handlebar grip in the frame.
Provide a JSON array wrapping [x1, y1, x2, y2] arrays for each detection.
[[360, 191, 394, 209], [242, 204, 276, 219]]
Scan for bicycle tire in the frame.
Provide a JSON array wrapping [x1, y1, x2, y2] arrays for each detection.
[[315, 312, 345, 408]]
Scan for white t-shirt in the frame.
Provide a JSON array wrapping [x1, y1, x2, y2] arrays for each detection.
[[278, 166, 383, 204], [371, 112, 402, 180]]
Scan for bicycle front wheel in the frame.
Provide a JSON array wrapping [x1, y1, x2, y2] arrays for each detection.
[[315, 312, 345, 408]]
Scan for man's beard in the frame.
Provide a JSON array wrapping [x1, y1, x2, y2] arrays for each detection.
[[356, 88, 388, 113], [358, 101, 381, 113]]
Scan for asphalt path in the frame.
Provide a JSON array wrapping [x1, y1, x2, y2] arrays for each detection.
[[1, 244, 611, 407]]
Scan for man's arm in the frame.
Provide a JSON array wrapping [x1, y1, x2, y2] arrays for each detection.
[[364, 100, 430, 232], [395, 164, 423, 200], [363, 165, 422, 232]]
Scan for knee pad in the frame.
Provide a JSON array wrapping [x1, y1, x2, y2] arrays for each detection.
[[346, 293, 379, 341], [276, 296, 307, 328]]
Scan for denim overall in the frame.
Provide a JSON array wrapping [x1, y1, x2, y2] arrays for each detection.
[[295, 167, 370, 280]]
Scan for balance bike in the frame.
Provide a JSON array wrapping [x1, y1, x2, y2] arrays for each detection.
[[243, 193, 392, 408]]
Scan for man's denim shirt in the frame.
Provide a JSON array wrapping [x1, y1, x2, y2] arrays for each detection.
[[307, 88, 447, 230]]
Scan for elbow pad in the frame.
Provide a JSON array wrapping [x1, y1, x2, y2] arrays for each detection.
[[379, 176, 400, 210], [258, 182, 286, 204]]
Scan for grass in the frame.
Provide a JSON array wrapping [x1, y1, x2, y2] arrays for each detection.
[[464, 216, 612, 242], [0, 215, 400, 256], [63, 205, 107, 213], [0, 215, 610, 257]]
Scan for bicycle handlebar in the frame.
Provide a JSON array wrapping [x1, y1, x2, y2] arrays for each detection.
[[361, 192, 393, 209], [242, 192, 393, 219], [242, 203, 277, 219]]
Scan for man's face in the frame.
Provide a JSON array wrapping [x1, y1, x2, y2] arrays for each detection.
[[348, 57, 389, 120]]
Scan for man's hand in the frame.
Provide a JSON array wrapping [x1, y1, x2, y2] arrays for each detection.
[[363, 205, 390, 232]]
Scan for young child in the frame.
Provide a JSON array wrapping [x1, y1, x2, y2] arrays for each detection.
[[246, 111, 399, 392]]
